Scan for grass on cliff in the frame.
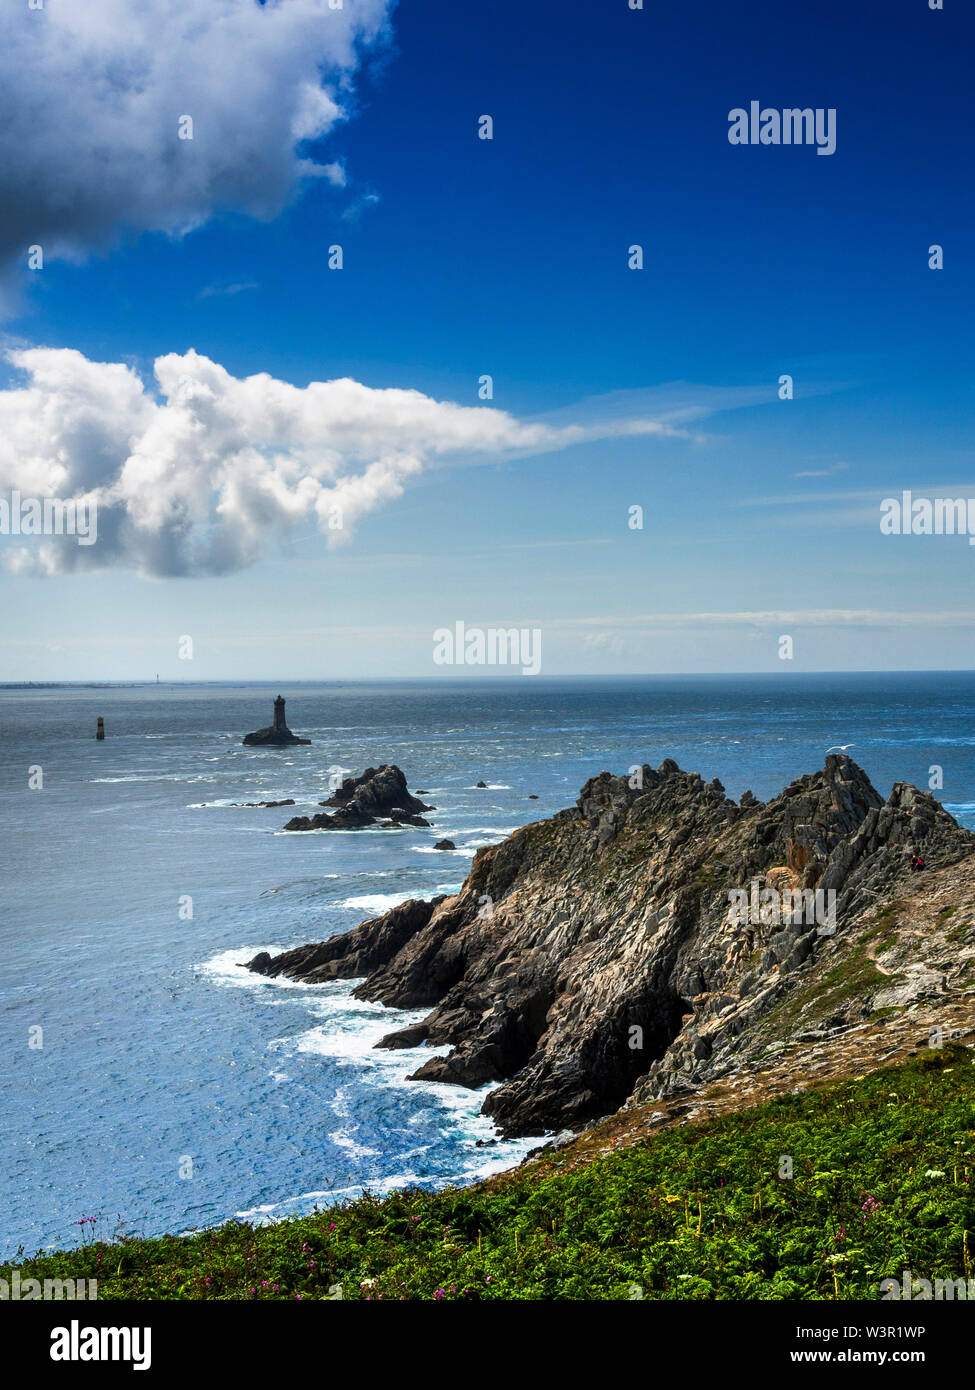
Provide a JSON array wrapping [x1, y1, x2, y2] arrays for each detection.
[[6, 1047, 974, 1301]]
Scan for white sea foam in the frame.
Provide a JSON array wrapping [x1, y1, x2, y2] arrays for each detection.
[[232, 1127, 541, 1224], [196, 948, 544, 1220], [196, 946, 313, 990], [341, 892, 415, 915], [188, 797, 320, 809], [448, 826, 518, 836], [328, 1129, 380, 1160], [90, 773, 217, 784]]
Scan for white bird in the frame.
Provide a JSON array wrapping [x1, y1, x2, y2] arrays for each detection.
[[825, 744, 856, 753]]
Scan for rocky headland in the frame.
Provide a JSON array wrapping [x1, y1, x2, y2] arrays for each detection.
[[250, 754, 975, 1138]]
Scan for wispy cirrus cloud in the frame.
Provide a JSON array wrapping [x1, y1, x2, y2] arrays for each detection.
[[792, 461, 849, 479], [198, 281, 260, 300], [552, 610, 975, 631]]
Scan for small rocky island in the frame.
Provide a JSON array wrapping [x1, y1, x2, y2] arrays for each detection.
[[242, 695, 311, 746], [284, 764, 434, 831]]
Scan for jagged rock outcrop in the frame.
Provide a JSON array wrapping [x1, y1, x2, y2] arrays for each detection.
[[250, 898, 444, 983], [283, 765, 432, 831], [251, 755, 974, 1136], [323, 766, 432, 816]]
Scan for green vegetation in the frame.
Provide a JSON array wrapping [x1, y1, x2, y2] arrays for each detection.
[[6, 1047, 973, 1301], [942, 909, 974, 944], [871, 899, 903, 934]]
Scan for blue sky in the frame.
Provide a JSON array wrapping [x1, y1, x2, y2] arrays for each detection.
[[0, 0, 973, 679]]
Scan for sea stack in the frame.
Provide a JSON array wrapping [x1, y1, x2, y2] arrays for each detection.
[[242, 695, 311, 747]]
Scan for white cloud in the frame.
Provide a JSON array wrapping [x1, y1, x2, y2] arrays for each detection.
[[0, 0, 392, 288], [554, 610, 975, 631], [0, 346, 680, 577]]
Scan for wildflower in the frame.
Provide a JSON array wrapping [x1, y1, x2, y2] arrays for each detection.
[[925, 1169, 946, 1179]]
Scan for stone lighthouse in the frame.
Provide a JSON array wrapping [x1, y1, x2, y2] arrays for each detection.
[[242, 694, 311, 746]]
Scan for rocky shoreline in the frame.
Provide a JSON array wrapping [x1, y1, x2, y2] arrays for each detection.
[[249, 754, 975, 1138]]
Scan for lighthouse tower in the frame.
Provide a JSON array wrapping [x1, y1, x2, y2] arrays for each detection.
[[242, 694, 310, 745]]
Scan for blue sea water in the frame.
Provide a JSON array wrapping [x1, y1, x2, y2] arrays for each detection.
[[2, 672, 975, 1260]]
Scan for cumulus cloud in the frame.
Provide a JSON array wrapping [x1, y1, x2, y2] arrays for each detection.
[[0, 0, 392, 285], [0, 346, 680, 577]]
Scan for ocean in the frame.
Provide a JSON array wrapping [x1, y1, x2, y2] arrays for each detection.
[[2, 672, 974, 1260]]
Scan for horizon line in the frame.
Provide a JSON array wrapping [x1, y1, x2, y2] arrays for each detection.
[[2, 667, 975, 688]]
